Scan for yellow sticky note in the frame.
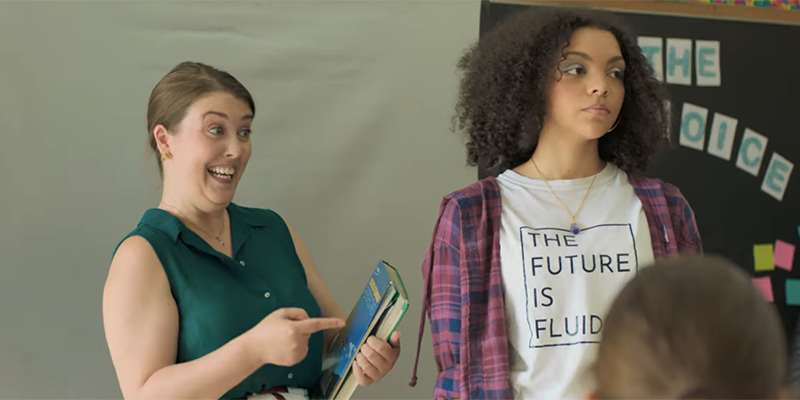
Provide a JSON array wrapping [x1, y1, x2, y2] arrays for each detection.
[[754, 244, 775, 272]]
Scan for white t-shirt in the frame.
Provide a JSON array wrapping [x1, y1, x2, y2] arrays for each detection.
[[497, 163, 655, 399]]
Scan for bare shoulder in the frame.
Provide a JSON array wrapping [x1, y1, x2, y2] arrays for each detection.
[[105, 235, 173, 303], [103, 235, 178, 398], [107, 235, 166, 280]]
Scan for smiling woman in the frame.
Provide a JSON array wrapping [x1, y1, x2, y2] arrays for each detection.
[[102, 62, 401, 400], [410, 7, 703, 400]]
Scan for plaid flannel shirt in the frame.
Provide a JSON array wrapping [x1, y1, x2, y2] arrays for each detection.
[[409, 174, 703, 400]]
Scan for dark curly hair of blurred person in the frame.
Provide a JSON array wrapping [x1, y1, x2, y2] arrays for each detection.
[[453, 6, 669, 174]]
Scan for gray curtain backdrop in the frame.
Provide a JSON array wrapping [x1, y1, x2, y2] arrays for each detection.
[[0, 1, 479, 398]]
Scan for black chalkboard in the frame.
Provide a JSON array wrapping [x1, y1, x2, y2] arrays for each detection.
[[479, 1, 800, 349]]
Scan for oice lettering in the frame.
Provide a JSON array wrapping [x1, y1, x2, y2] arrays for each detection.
[[679, 102, 708, 151], [671, 100, 794, 202], [761, 152, 794, 202]]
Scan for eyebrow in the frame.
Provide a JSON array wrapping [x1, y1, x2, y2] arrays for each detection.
[[202, 110, 254, 121], [564, 51, 625, 65]]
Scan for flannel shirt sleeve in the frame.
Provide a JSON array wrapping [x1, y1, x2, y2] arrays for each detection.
[[427, 197, 463, 400], [665, 184, 703, 254]]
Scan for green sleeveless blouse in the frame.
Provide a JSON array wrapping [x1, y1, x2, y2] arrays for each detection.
[[115, 203, 323, 399]]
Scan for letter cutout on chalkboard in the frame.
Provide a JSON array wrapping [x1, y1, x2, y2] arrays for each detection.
[[638, 36, 664, 82], [707, 112, 738, 161], [679, 102, 708, 151], [664, 99, 672, 140], [736, 128, 768, 177], [696, 40, 721, 87], [667, 38, 692, 86], [761, 152, 794, 202]]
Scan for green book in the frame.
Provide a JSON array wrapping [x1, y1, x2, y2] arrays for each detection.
[[312, 260, 410, 400]]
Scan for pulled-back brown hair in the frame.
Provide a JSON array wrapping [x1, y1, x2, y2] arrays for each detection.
[[146, 61, 255, 175], [596, 255, 787, 399]]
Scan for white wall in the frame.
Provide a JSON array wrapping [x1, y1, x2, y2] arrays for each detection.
[[0, 1, 479, 398]]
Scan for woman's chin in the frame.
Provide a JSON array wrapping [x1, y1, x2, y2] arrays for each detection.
[[202, 187, 237, 208], [576, 128, 610, 141]]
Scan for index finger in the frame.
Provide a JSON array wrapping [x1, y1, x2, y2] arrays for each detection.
[[295, 317, 345, 333]]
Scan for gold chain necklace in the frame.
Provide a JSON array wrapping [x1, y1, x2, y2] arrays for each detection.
[[530, 158, 599, 235], [161, 204, 227, 247]]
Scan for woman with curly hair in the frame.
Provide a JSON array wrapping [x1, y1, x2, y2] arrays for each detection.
[[408, 6, 703, 400]]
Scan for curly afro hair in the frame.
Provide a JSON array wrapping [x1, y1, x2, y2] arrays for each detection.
[[454, 6, 669, 175]]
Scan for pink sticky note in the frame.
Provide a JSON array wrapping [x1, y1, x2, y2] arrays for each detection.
[[775, 240, 796, 271], [752, 277, 774, 302]]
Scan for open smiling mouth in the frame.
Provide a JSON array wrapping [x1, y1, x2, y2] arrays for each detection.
[[208, 166, 235, 181]]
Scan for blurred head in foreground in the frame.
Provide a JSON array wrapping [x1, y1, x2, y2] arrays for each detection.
[[594, 254, 788, 400]]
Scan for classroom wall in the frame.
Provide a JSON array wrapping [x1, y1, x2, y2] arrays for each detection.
[[0, 1, 480, 398]]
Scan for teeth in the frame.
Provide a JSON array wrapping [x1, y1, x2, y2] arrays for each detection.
[[209, 166, 235, 176]]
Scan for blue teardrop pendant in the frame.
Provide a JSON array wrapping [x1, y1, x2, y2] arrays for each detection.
[[570, 223, 581, 235]]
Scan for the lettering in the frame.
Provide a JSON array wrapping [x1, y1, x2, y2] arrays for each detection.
[[638, 36, 721, 87], [679, 102, 708, 151], [531, 254, 633, 276], [582, 255, 596, 273], [543, 233, 561, 247], [665, 101, 794, 202], [532, 287, 554, 308], [531, 256, 544, 276], [761, 153, 794, 202], [736, 128, 768, 177], [707, 113, 738, 161], [618, 253, 630, 272], [522, 226, 637, 349], [696, 40, 721, 86], [637, 36, 664, 81], [529, 232, 540, 247], [533, 315, 603, 340], [600, 255, 613, 273], [529, 232, 578, 248], [547, 257, 562, 275], [667, 38, 692, 85]]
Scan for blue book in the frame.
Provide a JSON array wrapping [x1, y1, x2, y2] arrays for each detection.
[[313, 260, 409, 400]]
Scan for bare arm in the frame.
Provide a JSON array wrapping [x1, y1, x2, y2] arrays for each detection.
[[283, 220, 348, 351], [102, 236, 263, 400]]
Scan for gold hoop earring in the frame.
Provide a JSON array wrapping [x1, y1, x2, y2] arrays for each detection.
[[161, 152, 171, 162], [607, 117, 620, 133]]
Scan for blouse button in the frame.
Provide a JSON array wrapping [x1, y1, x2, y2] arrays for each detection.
[[239, 260, 245, 266], [288, 373, 293, 379], [264, 292, 271, 298]]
